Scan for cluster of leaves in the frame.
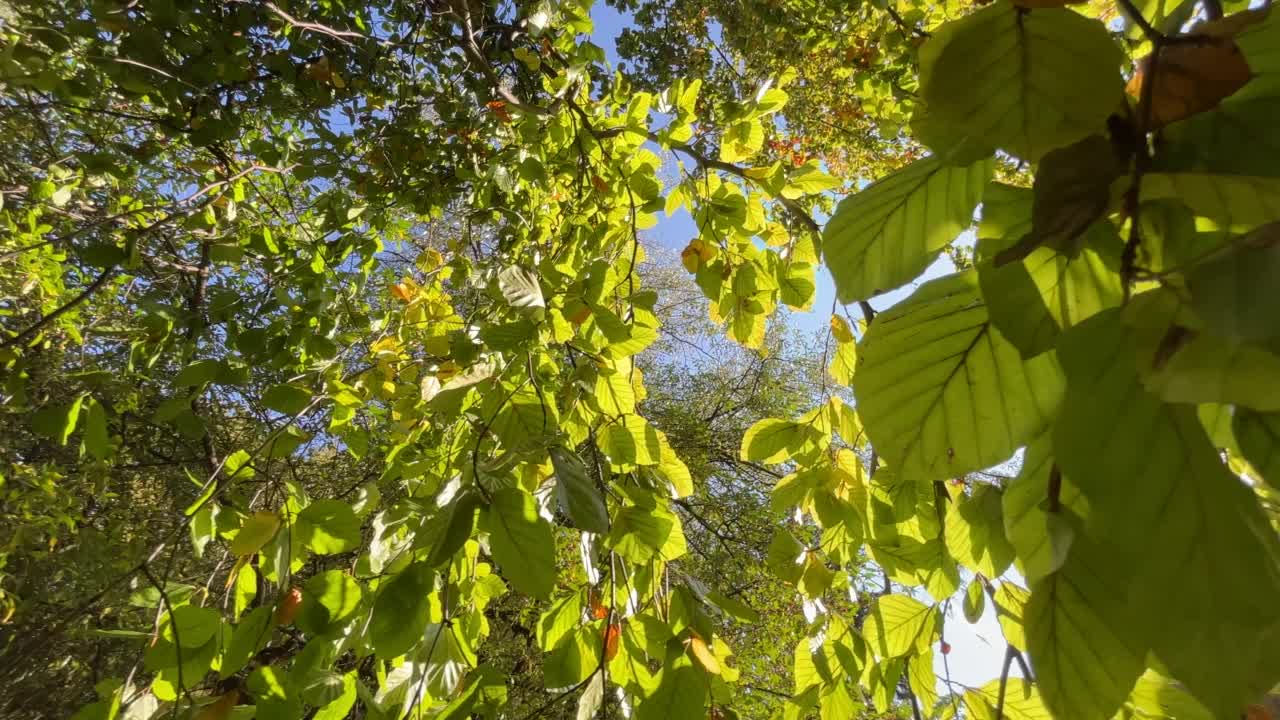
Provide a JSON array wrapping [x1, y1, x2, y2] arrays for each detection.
[[608, 0, 956, 178], [733, 0, 1280, 718], [1, 0, 1279, 718]]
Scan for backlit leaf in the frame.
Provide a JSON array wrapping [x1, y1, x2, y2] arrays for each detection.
[[488, 487, 556, 599], [853, 271, 1064, 482], [921, 2, 1124, 161], [823, 155, 991, 302]]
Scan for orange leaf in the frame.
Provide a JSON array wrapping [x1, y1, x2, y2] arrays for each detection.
[[487, 100, 511, 122], [391, 282, 414, 302], [568, 303, 592, 326], [590, 596, 609, 620], [604, 623, 621, 661], [274, 587, 303, 625]]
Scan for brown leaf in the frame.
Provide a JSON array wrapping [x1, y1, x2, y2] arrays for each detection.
[[1126, 10, 1268, 130], [1128, 40, 1251, 129], [995, 135, 1126, 266]]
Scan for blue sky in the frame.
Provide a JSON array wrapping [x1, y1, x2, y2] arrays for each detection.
[[588, 4, 1014, 695]]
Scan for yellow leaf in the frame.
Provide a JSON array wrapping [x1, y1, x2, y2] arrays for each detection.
[[419, 248, 444, 271], [830, 315, 855, 343], [688, 634, 722, 674]]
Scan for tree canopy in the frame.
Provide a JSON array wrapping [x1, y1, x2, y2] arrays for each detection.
[[2, 0, 1280, 718]]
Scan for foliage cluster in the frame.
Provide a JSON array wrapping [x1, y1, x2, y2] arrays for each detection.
[[2, 0, 1280, 718]]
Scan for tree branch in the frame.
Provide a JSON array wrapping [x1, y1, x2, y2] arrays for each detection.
[[0, 266, 116, 350], [995, 645, 1017, 719]]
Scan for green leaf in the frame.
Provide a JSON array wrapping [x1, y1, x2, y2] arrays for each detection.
[[1141, 173, 1280, 227], [599, 414, 662, 466], [230, 511, 281, 556], [1238, 11, 1280, 100], [777, 262, 816, 311], [944, 484, 1015, 578], [819, 681, 857, 720], [33, 394, 85, 445], [963, 678, 1048, 720], [220, 606, 272, 679], [428, 489, 482, 567], [908, 647, 938, 711], [1129, 668, 1213, 720], [852, 271, 1064, 482], [313, 672, 357, 720], [1053, 309, 1280, 715], [175, 359, 222, 387], [161, 605, 220, 647], [975, 181, 1032, 263], [543, 626, 601, 688], [190, 503, 218, 559], [1153, 96, 1280, 179], [224, 449, 256, 480], [488, 487, 556, 599], [822, 155, 991, 302], [248, 665, 301, 719], [920, 1, 1124, 161], [993, 582, 1029, 652], [719, 119, 763, 163], [978, 203, 1124, 358], [635, 655, 706, 720], [1185, 223, 1280, 344], [862, 594, 937, 659], [705, 590, 760, 624], [797, 554, 834, 599], [368, 561, 434, 659], [608, 504, 675, 563], [782, 163, 841, 199], [551, 446, 609, 534], [1136, 324, 1280, 412], [262, 383, 312, 415], [765, 529, 806, 584], [828, 338, 857, 387], [297, 570, 363, 635], [739, 417, 822, 464], [593, 366, 635, 416], [1002, 434, 1081, 583], [1235, 408, 1280, 488], [82, 397, 110, 459], [297, 499, 361, 555], [1025, 536, 1147, 720], [963, 580, 985, 624]]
